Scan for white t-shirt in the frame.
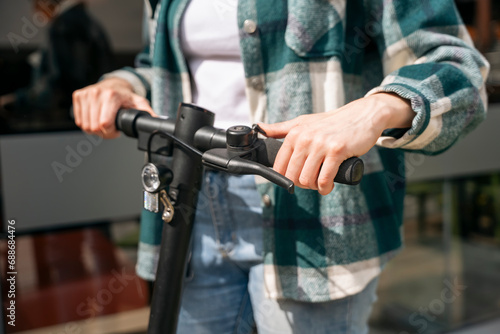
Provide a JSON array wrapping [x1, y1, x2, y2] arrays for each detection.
[[180, 0, 251, 129]]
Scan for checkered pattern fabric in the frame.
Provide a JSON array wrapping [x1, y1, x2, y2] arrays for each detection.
[[107, 0, 489, 301]]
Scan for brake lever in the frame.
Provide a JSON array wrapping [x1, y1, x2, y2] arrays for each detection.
[[202, 148, 295, 193], [202, 124, 295, 193]]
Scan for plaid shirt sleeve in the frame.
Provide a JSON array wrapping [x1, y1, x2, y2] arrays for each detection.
[[100, 0, 156, 101], [365, 0, 490, 155]]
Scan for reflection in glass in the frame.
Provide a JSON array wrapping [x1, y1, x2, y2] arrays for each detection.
[[0, 0, 113, 133]]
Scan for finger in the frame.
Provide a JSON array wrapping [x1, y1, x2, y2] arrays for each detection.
[[317, 156, 341, 195], [86, 92, 102, 135], [72, 91, 82, 127], [273, 139, 293, 176], [257, 118, 301, 139], [298, 153, 324, 190], [101, 126, 120, 139], [79, 91, 91, 132], [90, 95, 103, 134], [130, 95, 156, 116], [285, 148, 309, 188], [99, 97, 121, 138]]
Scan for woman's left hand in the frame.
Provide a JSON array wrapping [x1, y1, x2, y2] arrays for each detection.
[[258, 93, 414, 195]]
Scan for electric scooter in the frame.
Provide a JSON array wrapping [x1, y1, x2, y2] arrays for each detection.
[[115, 103, 364, 334]]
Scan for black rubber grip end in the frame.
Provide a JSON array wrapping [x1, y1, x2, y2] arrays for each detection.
[[115, 108, 149, 138], [334, 157, 364, 185]]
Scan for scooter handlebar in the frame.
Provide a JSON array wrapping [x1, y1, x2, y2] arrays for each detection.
[[115, 107, 364, 187]]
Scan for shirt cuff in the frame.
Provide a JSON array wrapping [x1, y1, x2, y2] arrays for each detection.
[[101, 69, 148, 98], [365, 84, 428, 150]]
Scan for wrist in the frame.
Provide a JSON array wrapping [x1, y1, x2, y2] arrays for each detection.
[[369, 92, 414, 130], [99, 77, 134, 92]]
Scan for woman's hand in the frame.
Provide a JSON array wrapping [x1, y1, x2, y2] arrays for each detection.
[[72, 77, 155, 138], [258, 93, 414, 195]]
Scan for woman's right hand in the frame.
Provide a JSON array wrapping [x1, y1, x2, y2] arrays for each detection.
[[72, 77, 155, 138]]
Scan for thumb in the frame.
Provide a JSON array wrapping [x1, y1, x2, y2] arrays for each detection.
[[258, 118, 300, 139], [129, 94, 157, 117]]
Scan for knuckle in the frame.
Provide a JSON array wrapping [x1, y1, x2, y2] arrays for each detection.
[[311, 141, 328, 156], [103, 89, 118, 100], [318, 184, 333, 196], [317, 176, 331, 188], [287, 127, 303, 142], [90, 125, 100, 133], [99, 89, 112, 100], [299, 175, 312, 187], [100, 118, 114, 129], [318, 188, 329, 196], [136, 96, 148, 104], [301, 133, 314, 146], [289, 125, 302, 136], [327, 141, 346, 155], [88, 87, 100, 98]]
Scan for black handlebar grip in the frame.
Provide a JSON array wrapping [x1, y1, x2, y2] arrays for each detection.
[[115, 108, 150, 138], [259, 138, 364, 186], [258, 138, 283, 167], [333, 157, 364, 185]]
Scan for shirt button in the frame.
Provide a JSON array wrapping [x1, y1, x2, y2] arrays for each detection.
[[262, 194, 272, 207], [243, 19, 258, 34], [250, 77, 264, 91]]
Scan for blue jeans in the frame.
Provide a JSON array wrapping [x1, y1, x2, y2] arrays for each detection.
[[176, 171, 378, 334]]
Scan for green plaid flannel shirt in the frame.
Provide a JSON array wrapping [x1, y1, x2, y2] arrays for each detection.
[[107, 0, 489, 302]]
